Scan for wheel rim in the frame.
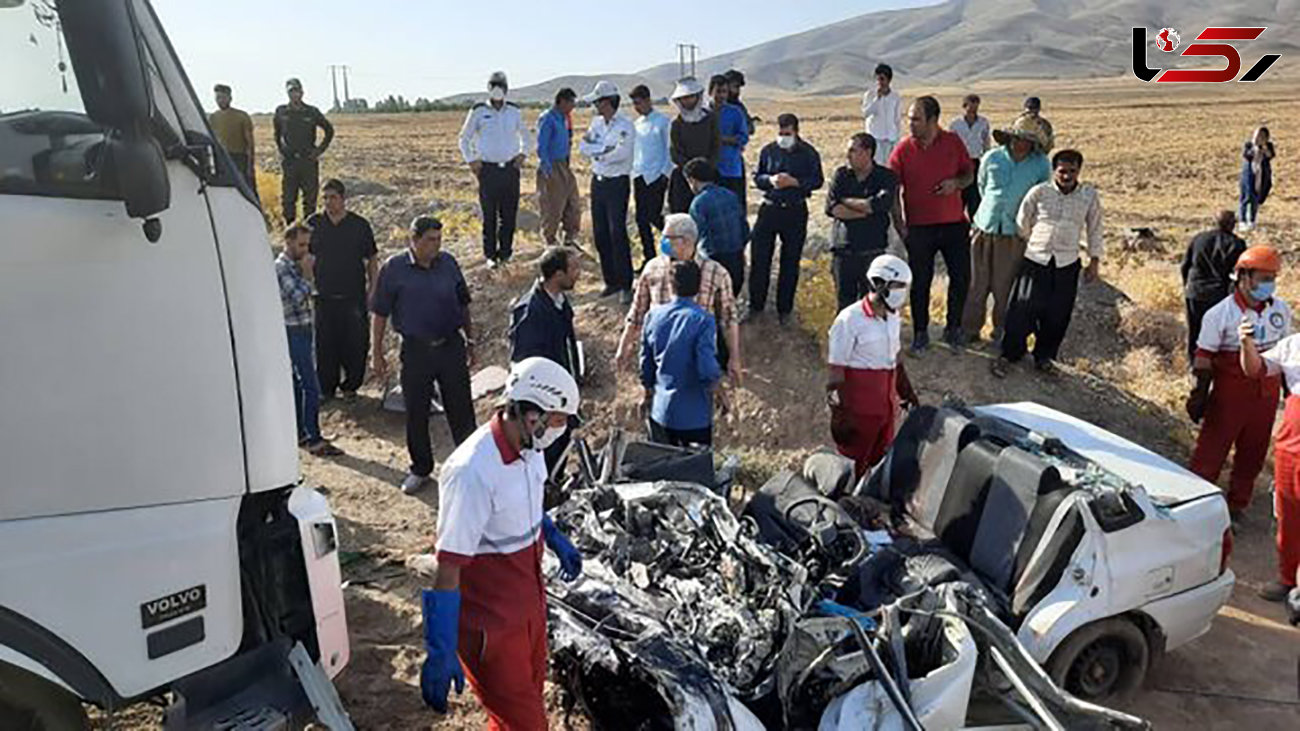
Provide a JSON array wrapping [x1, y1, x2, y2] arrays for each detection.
[[1071, 639, 1124, 698]]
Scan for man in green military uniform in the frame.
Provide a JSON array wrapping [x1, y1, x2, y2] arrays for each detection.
[[274, 78, 334, 223]]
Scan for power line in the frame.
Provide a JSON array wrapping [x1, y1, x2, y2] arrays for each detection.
[[677, 43, 699, 79]]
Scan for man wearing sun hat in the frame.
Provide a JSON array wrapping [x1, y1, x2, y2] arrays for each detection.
[[577, 80, 637, 303], [961, 114, 1051, 344], [668, 77, 721, 213]]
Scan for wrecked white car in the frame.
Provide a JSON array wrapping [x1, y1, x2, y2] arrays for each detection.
[[544, 400, 1230, 729]]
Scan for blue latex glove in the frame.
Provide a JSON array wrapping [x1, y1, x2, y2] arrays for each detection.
[[542, 515, 583, 581], [420, 589, 464, 712], [814, 599, 877, 631]]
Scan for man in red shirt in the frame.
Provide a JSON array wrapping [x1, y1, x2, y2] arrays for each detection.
[[889, 96, 975, 352]]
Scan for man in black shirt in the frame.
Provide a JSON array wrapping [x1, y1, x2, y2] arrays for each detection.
[[750, 113, 824, 324], [1181, 209, 1248, 361], [509, 247, 582, 475], [827, 133, 898, 311], [307, 179, 378, 399], [274, 78, 334, 224]]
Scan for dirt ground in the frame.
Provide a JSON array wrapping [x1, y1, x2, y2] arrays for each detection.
[[106, 78, 1300, 729]]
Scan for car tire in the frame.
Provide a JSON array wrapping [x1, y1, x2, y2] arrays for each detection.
[[1045, 617, 1150, 702], [0, 665, 90, 731]]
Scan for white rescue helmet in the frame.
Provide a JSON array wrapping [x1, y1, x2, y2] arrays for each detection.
[[867, 254, 912, 288], [504, 357, 580, 416]]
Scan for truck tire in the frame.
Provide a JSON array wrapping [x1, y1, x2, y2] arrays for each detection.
[[0, 664, 90, 731], [1045, 617, 1149, 702]]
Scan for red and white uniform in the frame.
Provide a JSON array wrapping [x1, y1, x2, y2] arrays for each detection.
[[1259, 336, 1300, 588], [828, 297, 903, 475], [436, 415, 549, 730], [1189, 292, 1291, 513]]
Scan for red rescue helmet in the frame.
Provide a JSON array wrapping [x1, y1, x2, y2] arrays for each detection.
[[1236, 245, 1282, 274]]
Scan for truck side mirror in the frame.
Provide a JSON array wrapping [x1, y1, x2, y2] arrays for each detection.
[[109, 134, 171, 231]]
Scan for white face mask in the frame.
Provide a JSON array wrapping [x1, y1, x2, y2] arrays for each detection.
[[884, 288, 908, 311], [489, 87, 506, 102], [533, 424, 566, 451], [777, 134, 796, 150]]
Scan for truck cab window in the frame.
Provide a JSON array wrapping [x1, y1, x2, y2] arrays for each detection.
[[0, 1, 114, 199]]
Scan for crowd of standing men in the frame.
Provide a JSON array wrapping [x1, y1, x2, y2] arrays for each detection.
[[205, 68, 1293, 730]]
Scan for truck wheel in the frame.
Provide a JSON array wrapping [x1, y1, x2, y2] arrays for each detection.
[[0, 666, 90, 731], [1045, 617, 1149, 702]]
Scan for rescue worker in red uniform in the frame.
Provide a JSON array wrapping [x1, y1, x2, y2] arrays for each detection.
[[826, 254, 920, 476], [1239, 316, 1300, 602], [1187, 245, 1290, 523], [420, 357, 584, 729]]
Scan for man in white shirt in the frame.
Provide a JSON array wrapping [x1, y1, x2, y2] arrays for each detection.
[[861, 63, 902, 166], [630, 84, 673, 269], [992, 149, 1103, 377], [578, 80, 637, 304], [826, 255, 919, 476], [458, 71, 531, 268], [950, 94, 992, 221]]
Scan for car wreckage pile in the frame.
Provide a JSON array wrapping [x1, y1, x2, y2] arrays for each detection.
[[544, 405, 1161, 730]]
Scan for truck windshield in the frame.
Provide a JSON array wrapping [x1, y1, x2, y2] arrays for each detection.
[[0, 0, 114, 199]]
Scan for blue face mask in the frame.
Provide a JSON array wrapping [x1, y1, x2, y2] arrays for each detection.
[[660, 236, 675, 257], [1252, 280, 1277, 301]]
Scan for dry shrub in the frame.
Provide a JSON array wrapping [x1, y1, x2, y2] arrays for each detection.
[[796, 257, 839, 349], [256, 169, 283, 232], [1117, 346, 1189, 413], [1114, 263, 1184, 314], [1117, 301, 1186, 366]]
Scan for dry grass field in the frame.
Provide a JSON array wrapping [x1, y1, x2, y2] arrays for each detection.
[[96, 77, 1300, 729]]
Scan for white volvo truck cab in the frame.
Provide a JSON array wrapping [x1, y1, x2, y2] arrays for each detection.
[[1, 0, 351, 727]]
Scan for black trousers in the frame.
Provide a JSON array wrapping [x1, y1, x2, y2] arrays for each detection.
[[1185, 297, 1219, 363], [710, 251, 746, 298], [649, 419, 713, 448], [314, 296, 369, 396], [962, 158, 981, 222], [749, 202, 809, 315], [633, 175, 668, 265], [1000, 258, 1081, 364], [720, 176, 747, 218], [668, 167, 694, 214], [401, 336, 477, 478], [281, 155, 319, 224], [832, 249, 887, 312], [477, 164, 520, 262], [905, 222, 971, 337], [591, 175, 634, 291]]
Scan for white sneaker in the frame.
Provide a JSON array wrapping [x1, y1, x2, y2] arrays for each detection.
[[401, 472, 430, 495]]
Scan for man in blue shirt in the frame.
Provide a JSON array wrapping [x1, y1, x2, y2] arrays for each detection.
[[751, 113, 825, 324], [535, 88, 581, 248], [686, 158, 748, 296], [631, 84, 674, 268], [370, 216, 478, 494], [709, 74, 750, 217], [962, 115, 1050, 344], [641, 260, 723, 447]]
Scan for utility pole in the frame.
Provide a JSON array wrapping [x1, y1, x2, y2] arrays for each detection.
[[677, 43, 699, 79], [341, 65, 351, 105], [327, 64, 342, 111]]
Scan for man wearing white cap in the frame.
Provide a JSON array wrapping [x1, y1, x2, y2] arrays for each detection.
[[668, 77, 721, 213], [578, 81, 637, 304], [458, 71, 531, 268]]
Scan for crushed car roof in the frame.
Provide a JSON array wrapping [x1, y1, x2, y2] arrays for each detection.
[[975, 403, 1219, 505]]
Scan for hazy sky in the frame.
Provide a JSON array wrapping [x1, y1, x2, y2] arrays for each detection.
[[152, 0, 936, 112]]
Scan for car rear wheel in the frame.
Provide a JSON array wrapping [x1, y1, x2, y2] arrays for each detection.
[[0, 665, 90, 731], [1045, 617, 1150, 702]]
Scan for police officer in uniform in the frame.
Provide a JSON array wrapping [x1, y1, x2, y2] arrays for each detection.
[[458, 71, 531, 268], [274, 78, 334, 224]]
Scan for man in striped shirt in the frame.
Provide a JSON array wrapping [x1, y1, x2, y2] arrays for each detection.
[[992, 149, 1104, 377]]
